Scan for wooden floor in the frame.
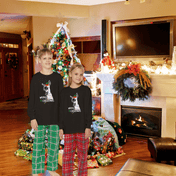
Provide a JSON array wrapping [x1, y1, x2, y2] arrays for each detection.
[[0, 108, 158, 176]]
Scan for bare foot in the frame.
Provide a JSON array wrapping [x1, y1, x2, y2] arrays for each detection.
[[48, 171, 60, 176]]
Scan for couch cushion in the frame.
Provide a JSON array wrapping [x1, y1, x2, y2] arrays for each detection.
[[116, 158, 176, 176]]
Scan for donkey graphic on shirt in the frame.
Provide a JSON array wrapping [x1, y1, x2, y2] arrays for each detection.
[[68, 93, 81, 113], [40, 80, 54, 103]]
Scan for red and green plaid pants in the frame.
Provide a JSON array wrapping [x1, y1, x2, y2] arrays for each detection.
[[62, 133, 89, 176], [32, 125, 60, 174]]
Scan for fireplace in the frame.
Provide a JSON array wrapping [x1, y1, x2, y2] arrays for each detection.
[[121, 106, 162, 137]]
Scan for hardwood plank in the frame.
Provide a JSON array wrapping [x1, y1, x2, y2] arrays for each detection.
[[0, 109, 159, 176]]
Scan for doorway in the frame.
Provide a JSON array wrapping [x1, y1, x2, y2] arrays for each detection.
[[0, 41, 23, 102]]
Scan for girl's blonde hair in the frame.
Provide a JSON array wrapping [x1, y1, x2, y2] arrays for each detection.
[[67, 63, 85, 86]]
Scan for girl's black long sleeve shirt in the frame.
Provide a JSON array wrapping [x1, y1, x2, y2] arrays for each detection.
[[59, 85, 92, 134]]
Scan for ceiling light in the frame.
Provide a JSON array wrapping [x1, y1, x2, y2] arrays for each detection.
[[124, 0, 130, 5], [140, 0, 145, 3]]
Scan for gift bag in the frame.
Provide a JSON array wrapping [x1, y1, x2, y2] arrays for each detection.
[[106, 120, 127, 146], [92, 118, 119, 149], [58, 149, 63, 166]]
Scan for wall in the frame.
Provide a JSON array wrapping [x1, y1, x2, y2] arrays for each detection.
[[28, 0, 176, 73], [2, 0, 173, 73], [32, 16, 66, 73], [67, 0, 176, 54]]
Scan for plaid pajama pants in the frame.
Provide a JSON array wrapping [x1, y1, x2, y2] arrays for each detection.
[[32, 125, 60, 174], [62, 133, 89, 176]]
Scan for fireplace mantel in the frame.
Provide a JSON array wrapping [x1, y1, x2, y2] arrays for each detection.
[[96, 73, 176, 138]]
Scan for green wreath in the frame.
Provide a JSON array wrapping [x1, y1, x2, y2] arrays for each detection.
[[6, 53, 19, 69], [112, 63, 152, 102]]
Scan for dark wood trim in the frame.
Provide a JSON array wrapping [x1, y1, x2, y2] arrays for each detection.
[[1, 48, 20, 52], [111, 16, 176, 24], [27, 41, 33, 93], [71, 36, 101, 54], [27, 38, 33, 47], [0, 38, 22, 44], [0, 32, 21, 40], [0, 48, 4, 102], [19, 40, 24, 97], [71, 36, 100, 42]]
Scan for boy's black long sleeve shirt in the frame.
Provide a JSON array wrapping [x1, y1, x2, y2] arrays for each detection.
[[59, 85, 92, 134], [27, 72, 63, 125]]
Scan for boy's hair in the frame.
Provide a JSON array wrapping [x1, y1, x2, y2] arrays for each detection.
[[38, 48, 53, 59], [67, 63, 85, 86]]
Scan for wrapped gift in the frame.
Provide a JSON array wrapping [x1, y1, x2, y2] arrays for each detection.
[[97, 154, 113, 166], [18, 142, 33, 151], [14, 149, 28, 157], [101, 131, 116, 154], [105, 151, 115, 159], [87, 159, 99, 168], [18, 130, 34, 144], [18, 129, 34, 151], [23, 152, 32, 161]]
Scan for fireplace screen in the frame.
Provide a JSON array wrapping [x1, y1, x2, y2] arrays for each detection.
[[121, 106, 162, 137]]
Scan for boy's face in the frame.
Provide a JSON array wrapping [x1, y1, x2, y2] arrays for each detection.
[[38, 53, 53, 70]]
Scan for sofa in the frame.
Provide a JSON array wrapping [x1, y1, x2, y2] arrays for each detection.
[[116, 158, 176, 176]]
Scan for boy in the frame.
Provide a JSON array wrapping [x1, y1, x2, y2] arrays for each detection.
[[27, 48, 63, 176]]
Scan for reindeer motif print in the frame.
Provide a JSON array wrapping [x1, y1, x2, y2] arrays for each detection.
[[68, 93, 81, 113], [40, 80, 54, 103]]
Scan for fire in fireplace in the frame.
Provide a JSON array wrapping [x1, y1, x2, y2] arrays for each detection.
[[121, 106, 162, 137]]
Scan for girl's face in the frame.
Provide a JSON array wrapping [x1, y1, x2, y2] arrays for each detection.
[[70, 67, 84, 85], [38, 53, 53, 70]]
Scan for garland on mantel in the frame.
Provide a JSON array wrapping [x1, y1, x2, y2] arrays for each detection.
[[112, 63, 152, 102]]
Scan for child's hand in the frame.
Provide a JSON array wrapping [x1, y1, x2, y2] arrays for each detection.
[[31, 119, 38, 131], [85, 128, 91, 139], [59, 129, 64, 140]]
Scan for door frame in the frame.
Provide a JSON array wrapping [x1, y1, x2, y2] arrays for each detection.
[[0, 37, 23, 101], [0, 48, 4, 102], [27, 38, 33, 92]]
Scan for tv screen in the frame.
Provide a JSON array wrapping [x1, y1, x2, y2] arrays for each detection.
[[112, 20, 173, 59]]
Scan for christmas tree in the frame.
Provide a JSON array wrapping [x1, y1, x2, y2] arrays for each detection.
[[49, 22, 81, 86]]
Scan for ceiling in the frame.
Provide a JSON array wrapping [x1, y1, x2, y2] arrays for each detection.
[[18, 0, 125, 6], [0, 0, 124, 35], [0, 13, 30, 35]]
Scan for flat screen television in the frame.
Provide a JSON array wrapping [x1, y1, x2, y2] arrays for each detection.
[[112, 19, 173, 60]]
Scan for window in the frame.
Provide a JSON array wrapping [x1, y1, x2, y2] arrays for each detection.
[[0, 43, 19, 48]]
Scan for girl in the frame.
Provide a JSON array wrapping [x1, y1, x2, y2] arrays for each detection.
[[59, 63, 92, 176]]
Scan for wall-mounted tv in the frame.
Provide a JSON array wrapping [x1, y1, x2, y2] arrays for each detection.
[[112, 19, 173, 60]]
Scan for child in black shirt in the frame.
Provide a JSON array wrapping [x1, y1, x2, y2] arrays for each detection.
[[28, 48, 63, 176], [59, 63, 92, 176]]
